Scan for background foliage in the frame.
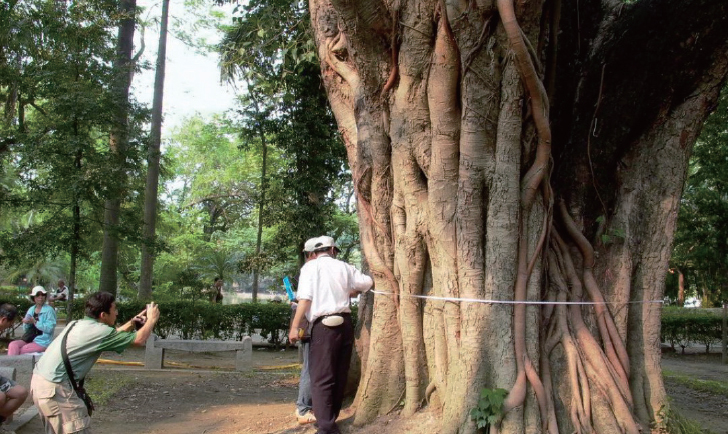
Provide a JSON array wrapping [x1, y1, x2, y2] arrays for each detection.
[[668, 86, 728, 307], [0, 0, 356, 308]]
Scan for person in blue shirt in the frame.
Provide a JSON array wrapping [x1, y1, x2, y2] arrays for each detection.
[[8, 286, 57, 355]]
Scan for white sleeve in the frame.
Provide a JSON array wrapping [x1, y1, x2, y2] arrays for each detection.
[[347, 264, 373, 293], [297, 264, 315, 301]]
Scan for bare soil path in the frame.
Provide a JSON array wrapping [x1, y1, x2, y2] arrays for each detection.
[[10, 346, 728, 434], [661, 352, 728, 434]]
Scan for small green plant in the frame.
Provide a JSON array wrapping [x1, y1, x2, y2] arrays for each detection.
[[596, 215, 626, 245], [654, 402, 710, 434], [470, 387, 508, 432]]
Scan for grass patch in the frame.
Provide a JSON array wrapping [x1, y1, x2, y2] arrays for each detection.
[[657, 403, 713, 434], [663, 369, 728, 398], [84, 372, 135, 406]]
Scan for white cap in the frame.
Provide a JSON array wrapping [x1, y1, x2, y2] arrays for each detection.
[[303, 237, 319, 253], [312, 236, 339, 252], [30, 286, 47, 298]]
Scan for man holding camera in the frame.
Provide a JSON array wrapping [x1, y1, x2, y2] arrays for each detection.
[[30, 292, 160, 434], [289, 236, 373, 434]]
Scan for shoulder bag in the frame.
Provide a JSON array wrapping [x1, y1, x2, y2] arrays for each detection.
[[60, 321, 95, 416], [21, 324, 42, 343]]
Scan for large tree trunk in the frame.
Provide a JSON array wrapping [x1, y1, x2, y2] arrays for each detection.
[[139, 0, 170, 300], [100, 0, 136, 294], [308, 0, 728, 432]]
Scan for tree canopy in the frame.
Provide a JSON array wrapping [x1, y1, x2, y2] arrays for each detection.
[[0, 0, 353, 304]]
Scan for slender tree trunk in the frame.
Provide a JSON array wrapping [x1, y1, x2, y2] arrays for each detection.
[[252, 130, 267, 303], [68, 117, 83, 319], [249, 89, 268, 304], [69, 190, 80, 319], [100, 0, 136, 295], [678, 270, 685, 307], [308, 0, 728, 432], [139, 0, 170, 300]]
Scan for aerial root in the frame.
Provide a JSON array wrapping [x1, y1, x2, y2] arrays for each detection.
[[424, 381, 436, 405]]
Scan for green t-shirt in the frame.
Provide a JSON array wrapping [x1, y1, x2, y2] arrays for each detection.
[[34, 318, 136, 383]]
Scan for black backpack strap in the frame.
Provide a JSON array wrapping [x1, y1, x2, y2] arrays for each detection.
[[60, 321, 82, 390]]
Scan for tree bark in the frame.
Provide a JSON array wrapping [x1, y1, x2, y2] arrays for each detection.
[[100, 0, 136, 295], [139, 0, 170, 300], [309, 0, 728, 432]]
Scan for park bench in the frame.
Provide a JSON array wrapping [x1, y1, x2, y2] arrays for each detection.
[[0, 354, 41, 381], [144, 334, 253, 371], [0, 356, 40, 426]]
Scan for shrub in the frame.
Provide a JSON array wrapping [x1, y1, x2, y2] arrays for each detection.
[[1, 295, 360, 344], [661, 307, 722, 353]]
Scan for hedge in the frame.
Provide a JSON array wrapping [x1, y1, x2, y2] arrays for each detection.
[[0, 296, 359, 347], [661, 307, 724, 353]]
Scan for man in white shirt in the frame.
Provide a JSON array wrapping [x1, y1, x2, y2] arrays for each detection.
[[49, 279, 69, 307], [289, 236, 373, 434]]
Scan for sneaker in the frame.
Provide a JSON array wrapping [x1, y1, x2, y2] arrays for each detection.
[[296, 409, 316, 425]]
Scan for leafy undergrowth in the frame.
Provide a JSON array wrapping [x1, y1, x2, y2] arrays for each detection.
[[656, 403, 713, 434]]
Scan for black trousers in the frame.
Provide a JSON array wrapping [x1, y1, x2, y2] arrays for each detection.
[[309, 313, 354, 434]]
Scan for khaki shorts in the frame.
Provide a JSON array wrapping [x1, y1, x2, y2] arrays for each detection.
[[31, 374, 91, 434]]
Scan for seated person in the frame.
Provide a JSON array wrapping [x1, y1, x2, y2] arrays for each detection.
[[8, 286, 57, 355], [48, 279, 69, 306], [0, 303, 29, 426], [209, 277, 224, 304]]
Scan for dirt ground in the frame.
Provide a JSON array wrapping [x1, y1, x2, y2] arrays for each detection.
[[661, 352, 728, 434], [8, 344, 728, 434]]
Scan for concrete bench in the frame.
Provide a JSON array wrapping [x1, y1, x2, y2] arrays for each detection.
[[0, 354, 41, 382], [145, 334, 252, 371], [0, 366, 16, 381]]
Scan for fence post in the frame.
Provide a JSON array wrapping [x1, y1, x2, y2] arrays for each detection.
[[723, 302, 727, 365]]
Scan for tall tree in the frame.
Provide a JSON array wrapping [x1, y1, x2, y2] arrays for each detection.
[[166, 115, 256, 238], [100, 0, 138, 294], [670, 85, 728, 307], [139, 0, 171, 300], [306, 0, 728, 433], [0, 0, 137, 312], [219, 0, 349, 270], [244, 87, 271, 303]]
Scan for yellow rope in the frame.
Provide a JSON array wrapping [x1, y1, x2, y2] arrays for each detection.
[[256, 363, 301, 370], [97, 359, 144, 366]]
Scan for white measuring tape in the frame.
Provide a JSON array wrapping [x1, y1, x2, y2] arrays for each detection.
[[370, 290, 664, 305]]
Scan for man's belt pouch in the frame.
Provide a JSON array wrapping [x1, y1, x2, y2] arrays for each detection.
[[322, 315, 344, 327]]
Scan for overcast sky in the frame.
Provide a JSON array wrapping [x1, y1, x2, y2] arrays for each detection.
[[132, 0, 239, 134]]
